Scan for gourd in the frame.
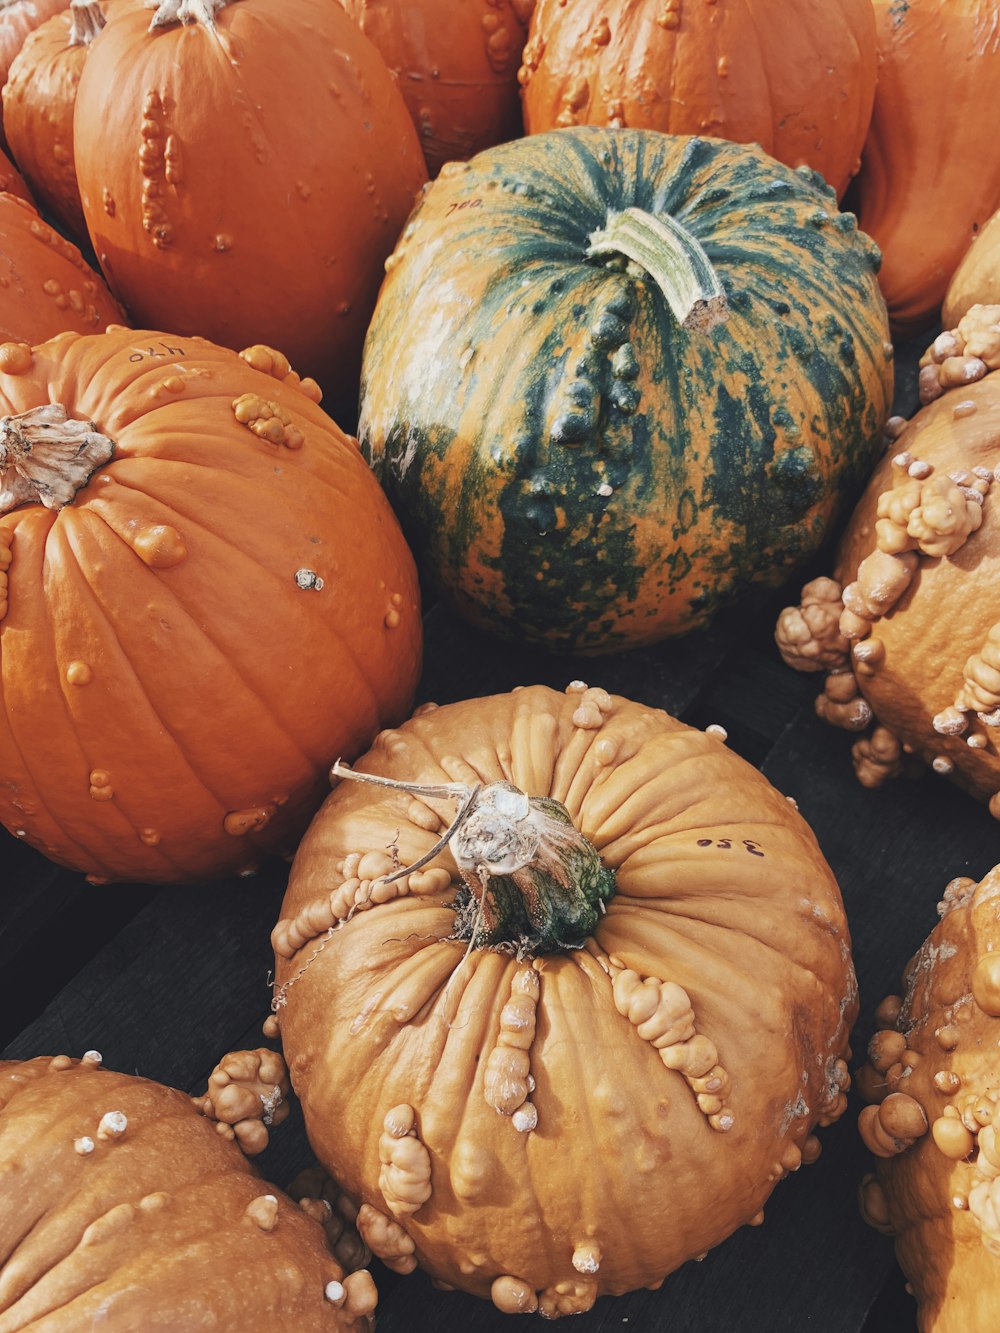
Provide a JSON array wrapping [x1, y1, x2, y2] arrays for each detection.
[[776, 305, 1000, 820], [0, 141, 31, 201], [0, 191, 123, 345], [2, 0, 107, 241], [338, 0, 534, 177], [520, 0, 876, 199], [854, 0, 1000, 336], [0, 1050, 377, 1329], [942, 206, 1000, 331], [0, 0, 69, 150], [361, 128, 893, 653], [73, 0, 427, 410], [0, 326, 421, 882], [858, 863, 1000, 1332], [272, 682, 857, 1315]]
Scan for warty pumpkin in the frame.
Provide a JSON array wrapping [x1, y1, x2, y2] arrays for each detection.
[[857, 864, 1000, 1333], [0, 190, 123, 345], [775, 305, 1000, 820], [0, 143, 31, 202], [853, 0, 1000, 337], [360, 127, 893, 653], [271, 682, 857, 1315], [0, 1049, 378, 1329], [72, 0, 427, 413], [2, 0, 107, 242], [0, 326, 421, 882], [0, 0, 70, 151], [520, 0, 876, 200], [338, 0, 534, 177], [942, 205, 1000, 332]]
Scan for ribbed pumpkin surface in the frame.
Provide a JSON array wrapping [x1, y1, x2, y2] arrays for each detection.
[[360, 128, 893, 653]]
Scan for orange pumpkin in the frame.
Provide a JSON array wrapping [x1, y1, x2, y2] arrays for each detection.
[[0, 326, 421, 883], [0, 143, 31, 202], [858, 864, 1000, 1333], [272, 683, 856, 1315], [73, 0, 427, 411], [0, 191, 123, 345], [0, 0, 70, 151], [942, 206, 1000, 330], [854, 0, 1000, 336], [0, 1050, 378, 1329], [339, 0, 533, 177], [519, 0, 876, 198], [2, 0, 107, 241]]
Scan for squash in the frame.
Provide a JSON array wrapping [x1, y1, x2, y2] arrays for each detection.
[[520, 0, 876, 199], [0, 143, 31, 202], [272, 682, 857, 1314], [361, 128, 893, 653], [73, 0, 427, 412], [0, 326, 421, 883], [0, 191, 123, 345], [854, 0, 1000, 337], [857, 864, 1000, 1333], [338, 0, 534, 177], [942, 206, 1000, 331], [2, 0, 107, 242], [0, 1050, 377, 1329], [775, 305, 1000, 819], [0, 0, 69, 151]]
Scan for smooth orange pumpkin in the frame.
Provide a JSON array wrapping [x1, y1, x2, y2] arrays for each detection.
[[942, 206, 1000, 330], [519, 0, 876, 198], [273, 683, 856, 1315], [854, 0, 1000, 336], [0, 1050, 377, 1329], [858, 864, 1000, 1333], [339, 0, 533, 177], [0, 0, 70, 150], [0, 326, 421, 882], [73, 0, 427, 412]]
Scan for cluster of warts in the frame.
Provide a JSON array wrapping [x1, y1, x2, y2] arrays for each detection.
[[191, 1047, 289, 1156]]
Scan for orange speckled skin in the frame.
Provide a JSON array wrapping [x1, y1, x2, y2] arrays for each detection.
[[0, 192, 123, 345], [276, 685, 857, 1308], [0, 1056, 372, 1331], [340, 0, 533, 177], [0, 327, 421, 882], [73, 0, 427, 405], [855, 0, 1000, 337], [942, 207, 1000, 330], [520, 0, 876, 199], [0, 0, 69, 151]]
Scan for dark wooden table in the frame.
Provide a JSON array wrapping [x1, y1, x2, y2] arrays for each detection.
[[4, 341, 996, 1331]]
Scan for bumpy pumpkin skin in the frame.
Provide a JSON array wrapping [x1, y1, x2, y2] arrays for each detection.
[[0, 1053, 376, 1330], [73, 0, 427, 406], [0, 327, 421, 883], [521, 0, 876, 199], [854, 0, 1000, 337], [361, 128, 893, 654], [273, 683, 857, 1314], [0, 0, 70, 150], [857, 866, 1000, 1333], [0, 143, 32, 202], [0, 192, 123, 346], [339, 0, 533, 177], [942, 207, 1000, 331]]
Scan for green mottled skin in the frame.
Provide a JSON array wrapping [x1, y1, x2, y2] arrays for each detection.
[[360, 128, 893, 653]]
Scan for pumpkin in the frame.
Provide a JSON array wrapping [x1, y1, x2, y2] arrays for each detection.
[[0, 0, 70, 151], [360, 128, 893, 654], [775, 305, 1000, 819], [338, 0, 534, 178], [0, 143, 31, 202], [2, 0, 107, 242], [0, 326, 421, 883], [857, 864, 1000, 1333], [942, 205, 1000, 331], [271, 682, 857, 1315], [853, 0, 1000, 337], [73, 0, 427, 414], [520, 0, 876, 200], [0, 191, 123, 345], [0, 1049, 378, 1329]]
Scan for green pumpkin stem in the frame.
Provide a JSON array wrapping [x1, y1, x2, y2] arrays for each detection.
[[586, 206, 728, 332]]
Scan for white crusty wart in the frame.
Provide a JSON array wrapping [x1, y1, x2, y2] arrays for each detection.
[[0, 405, 114, 514]]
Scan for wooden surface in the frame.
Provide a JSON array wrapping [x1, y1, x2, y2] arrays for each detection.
[[3, 340, 996, 1331]]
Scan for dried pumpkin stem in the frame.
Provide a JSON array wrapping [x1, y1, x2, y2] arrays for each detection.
[[0, 405, 114, 514], [586, 206, 728, 332], [146, 0, 231, 31], [69, 0, 107, 45]]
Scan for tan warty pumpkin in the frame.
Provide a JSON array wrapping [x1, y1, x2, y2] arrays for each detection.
[[271, 683, 857, 1316], [0, 1050, 377, 1329], [858, 864, 1000, 1333], [776, 304, 1000, 820], [0, 326, 421, 883]]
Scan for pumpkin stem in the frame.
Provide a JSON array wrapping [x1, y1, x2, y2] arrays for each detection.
[[586, 207, 728, 332], [69, 0, 107, 46], [0, 406, 114, 514], [332, 763, 615, 956], [146, 0, 230, 31]]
